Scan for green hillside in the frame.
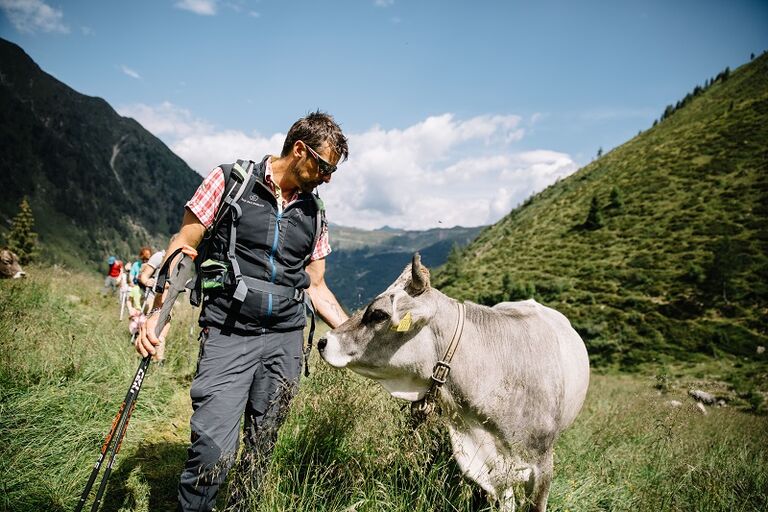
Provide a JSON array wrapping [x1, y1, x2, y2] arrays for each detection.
[[435, 53, 768, 377]]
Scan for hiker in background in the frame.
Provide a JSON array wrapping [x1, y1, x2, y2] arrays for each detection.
[[136, 111, 350, 512], [129, 247, 151, 309], [101, 256, 122, 297], [118, 260, 132, 320], [139, 235, 178, 297], [130, 247, 152, 287]]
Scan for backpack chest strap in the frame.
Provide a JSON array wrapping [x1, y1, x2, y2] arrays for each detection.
[[240, 275, 304, 302]]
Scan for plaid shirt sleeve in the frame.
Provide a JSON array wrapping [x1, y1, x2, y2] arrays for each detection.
[[186, 167, 225, 229], [311, 223, 332, 261]]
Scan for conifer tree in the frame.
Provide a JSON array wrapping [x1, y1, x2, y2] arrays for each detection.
[[703, 237, 746, 303], [609, 186, 624, 210], [584, 196, 603, 230], [4, 196, 39, 264]]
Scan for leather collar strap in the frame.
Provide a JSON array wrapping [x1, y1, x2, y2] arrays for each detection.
[[411, 301, 465, 420], [430, 301, 466, 385]]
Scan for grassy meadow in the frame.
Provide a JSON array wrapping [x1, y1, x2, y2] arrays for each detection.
[[1, 266, 767, 512]]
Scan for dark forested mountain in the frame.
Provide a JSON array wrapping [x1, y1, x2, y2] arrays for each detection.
[[434, 53, 768, 370], [0, 38, 200, 268]]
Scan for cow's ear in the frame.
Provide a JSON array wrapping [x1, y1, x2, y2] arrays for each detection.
[[390, 291, 432, 332], [408, 252, 430, 295]]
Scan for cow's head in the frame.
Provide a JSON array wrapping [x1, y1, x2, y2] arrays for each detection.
[[319, 253, 441, 401], [0, 249, 25, 279]]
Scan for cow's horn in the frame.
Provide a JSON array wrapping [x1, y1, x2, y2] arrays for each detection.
[[410, 252, 430, 292]]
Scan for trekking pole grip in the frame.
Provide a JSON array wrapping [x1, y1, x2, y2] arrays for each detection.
[[153, 246, 198, 338]]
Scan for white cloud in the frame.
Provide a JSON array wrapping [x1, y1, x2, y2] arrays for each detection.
[[0, 0, 69, 34], [120, 65, 141, 79], [375, 0, 394, 6], [174, 0, 217, 16], [117, 103, 578, 230]]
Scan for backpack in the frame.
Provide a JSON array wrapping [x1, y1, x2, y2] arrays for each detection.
[[189, 159, 326, 306]]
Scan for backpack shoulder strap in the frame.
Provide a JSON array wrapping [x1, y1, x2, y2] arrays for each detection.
[[303, 191, 326, 267], [207, 159, 255, 237]]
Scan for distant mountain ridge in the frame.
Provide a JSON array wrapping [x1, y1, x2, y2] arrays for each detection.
[[326, 224, 483, 309], [434, 53, 768, 370], [0, 37, 200, 267]]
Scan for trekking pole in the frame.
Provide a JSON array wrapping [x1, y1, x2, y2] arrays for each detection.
[[119, 288, 128, 321], [75, 246, 197, 512]]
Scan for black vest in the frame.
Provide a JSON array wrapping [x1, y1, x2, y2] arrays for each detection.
[[199, 157, 320, 333]]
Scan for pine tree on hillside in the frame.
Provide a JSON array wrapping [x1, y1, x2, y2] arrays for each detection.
[[608, 186, 624, 210], [703, 237, 747, 304], [5, 197, 39, 264], [584, 196, 604, 230]]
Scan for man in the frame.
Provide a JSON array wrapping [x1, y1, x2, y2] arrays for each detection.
[[136, 111, 349, 511]]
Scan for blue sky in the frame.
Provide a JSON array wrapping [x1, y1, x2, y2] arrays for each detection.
[[1, 0, 766, 230]]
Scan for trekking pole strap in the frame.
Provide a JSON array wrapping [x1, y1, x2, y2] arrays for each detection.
[[303, 295, 316, 377], [152, 246, 198, 335]]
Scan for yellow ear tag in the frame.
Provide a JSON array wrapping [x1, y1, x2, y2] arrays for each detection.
[[393, 312, 413, 332]]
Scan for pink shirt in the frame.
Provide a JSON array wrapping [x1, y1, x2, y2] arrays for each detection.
[[185, 158, 331, 261]]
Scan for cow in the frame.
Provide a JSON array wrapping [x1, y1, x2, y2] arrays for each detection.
[[318, 254, 590, 512], [0, 249, 25, 279]]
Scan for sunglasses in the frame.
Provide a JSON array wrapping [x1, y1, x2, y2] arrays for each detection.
[[302, 141, 338, 176]]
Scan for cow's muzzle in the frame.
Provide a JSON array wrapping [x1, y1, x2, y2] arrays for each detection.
[[316, 333, 352, 368], [13, 271, 26, 279]]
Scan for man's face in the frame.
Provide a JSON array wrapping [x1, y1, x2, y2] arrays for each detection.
[[294, 140, 340, 193]]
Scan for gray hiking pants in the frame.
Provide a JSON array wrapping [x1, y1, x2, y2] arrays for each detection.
[[178, 326, 303, 512]]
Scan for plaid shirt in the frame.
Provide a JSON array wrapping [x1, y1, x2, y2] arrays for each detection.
[[186, 158, 331, 261]]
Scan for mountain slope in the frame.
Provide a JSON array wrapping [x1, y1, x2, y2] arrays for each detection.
[[0, 38, 200, 268], [434, 53, 768, 368]]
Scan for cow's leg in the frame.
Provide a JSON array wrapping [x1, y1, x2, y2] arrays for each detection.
[[524, 450, 553, 512], [447, 425, 525, 512], [447, 426, 499, 496], [497, 486, 516, 512]]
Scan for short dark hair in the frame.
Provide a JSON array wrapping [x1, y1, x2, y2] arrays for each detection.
[[281, 110, 349, 162]]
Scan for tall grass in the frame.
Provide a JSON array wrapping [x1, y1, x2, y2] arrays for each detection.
[[1, 266, 766, 511]]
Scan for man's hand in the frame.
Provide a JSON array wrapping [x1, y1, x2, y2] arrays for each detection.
[[135, 310, 170, 360]]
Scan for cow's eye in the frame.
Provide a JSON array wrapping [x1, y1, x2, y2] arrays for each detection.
[[365, 308, 389, 324]]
